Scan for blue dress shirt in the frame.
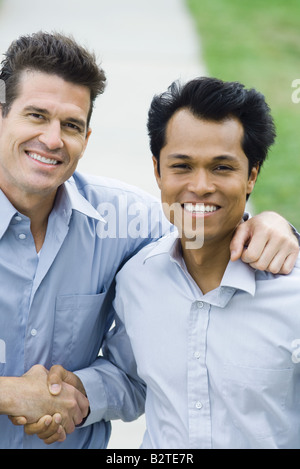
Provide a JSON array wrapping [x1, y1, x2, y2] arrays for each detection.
[[114, 231, 300, 449], [0, 171, 168, 449]]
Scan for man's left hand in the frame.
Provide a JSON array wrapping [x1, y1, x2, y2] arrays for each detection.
[[230, 211, 299, 274]]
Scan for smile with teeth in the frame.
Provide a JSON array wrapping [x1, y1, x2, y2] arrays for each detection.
[[184, 203, 219, 213], [26, 151, 59, 166]]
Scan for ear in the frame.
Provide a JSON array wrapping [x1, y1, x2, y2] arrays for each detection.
[[247, 164, 259, 195], [152, 156, 162, 190]]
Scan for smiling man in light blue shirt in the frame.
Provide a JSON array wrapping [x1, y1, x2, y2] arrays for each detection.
[[0, 31, 166, 449], [114, 77, 300, 449]]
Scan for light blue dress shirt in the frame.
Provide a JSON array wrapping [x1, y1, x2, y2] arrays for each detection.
[[114, 231, 300, 449], [0, 171, 168, 449]]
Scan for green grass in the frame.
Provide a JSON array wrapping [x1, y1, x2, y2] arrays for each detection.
[[186, 0, 300, 229]]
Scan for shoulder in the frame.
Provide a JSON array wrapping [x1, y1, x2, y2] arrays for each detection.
[[70, 171, 160, 207], [68, 171, 170, 242], [117, 239, 159, 274], [116, 231, 177, 279]]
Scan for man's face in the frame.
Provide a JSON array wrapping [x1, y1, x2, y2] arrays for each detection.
[[0, 70, 91, 202], [153, 109, 258, 248]]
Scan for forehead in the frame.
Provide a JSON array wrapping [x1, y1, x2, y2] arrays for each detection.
[[164, 109, 245, 158], [14, 70, 91, 119]]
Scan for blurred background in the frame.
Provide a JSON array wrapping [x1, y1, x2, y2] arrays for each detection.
[[0, 0, 299, 449], [187, 0, 300, 230]]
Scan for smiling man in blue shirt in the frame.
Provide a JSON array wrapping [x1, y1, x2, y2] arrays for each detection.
[[114, 77, 300, 449], [0, 33, 299, 449]]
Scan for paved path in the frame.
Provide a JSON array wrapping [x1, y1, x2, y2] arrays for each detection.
[[0, 0, 206, 448]]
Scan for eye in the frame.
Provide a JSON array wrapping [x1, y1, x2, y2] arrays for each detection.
[[64, 122, 84, 133], [171, 163, 191, 171], [29, 113, 44, 120], [214, 165, 234, 172], [65, 122, 79, 130]]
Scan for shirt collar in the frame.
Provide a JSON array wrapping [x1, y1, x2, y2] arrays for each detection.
[[0, 178, 106, 239], [220, 257, 256, 296], [144, 231, 256, 297], [143, 230, 179, 262], [0, 189, 19, 239], [59, 177, 106, 223]]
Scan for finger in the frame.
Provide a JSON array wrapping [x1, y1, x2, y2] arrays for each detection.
[[278, 252, 299, 275], [63, 419, 76, 434], [35, 414, 63, 440], [24, 415, 53, 436], [248, 235, 299, 273], [249, 251, 282, 274], [48, 365, 68, 395], [43, 426, 67, 445], [230, 223, 251, 261], [240, 237, 266, 265], [8, 416, 27, 426], [244, 237, 279, 270]]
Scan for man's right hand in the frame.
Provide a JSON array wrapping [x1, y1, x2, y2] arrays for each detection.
[[8, 365, 89, 436]]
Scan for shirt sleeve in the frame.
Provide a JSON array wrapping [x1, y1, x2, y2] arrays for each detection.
[[74, 312, 146, 426], [290, 224, 300, 244]]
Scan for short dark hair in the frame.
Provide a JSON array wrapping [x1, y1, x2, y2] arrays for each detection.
[[0, 31, 106, 127], [147, 77, 276, 175]]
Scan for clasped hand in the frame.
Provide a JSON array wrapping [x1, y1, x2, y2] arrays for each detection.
[[9, 364, 89, 445]]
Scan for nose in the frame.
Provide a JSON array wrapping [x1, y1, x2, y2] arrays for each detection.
[[38, 121, 63, 150], [187, 169, 216, 196]]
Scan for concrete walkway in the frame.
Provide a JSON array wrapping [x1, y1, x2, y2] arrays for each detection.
[[0, 0, 206, 448]]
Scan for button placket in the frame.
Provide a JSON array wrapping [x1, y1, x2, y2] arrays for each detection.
[[188, 300, 212, 447]]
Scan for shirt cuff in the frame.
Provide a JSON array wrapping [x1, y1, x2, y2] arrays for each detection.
[[74, 368, 108, 427], [290, 224, 300, 244]]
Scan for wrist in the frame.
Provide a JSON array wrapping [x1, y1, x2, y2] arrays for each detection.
[[0, 376, 22, 416]]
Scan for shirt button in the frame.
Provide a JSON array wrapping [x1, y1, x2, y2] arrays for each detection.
[[196, 301, 204, 309], [194, 351, 201, 359], [14, 215, 22, 222], [18, 233, 26, 240], [30, 329, 37, 336], [196, 401, 203, 409]]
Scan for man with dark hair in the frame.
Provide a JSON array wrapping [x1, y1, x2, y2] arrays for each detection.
[[113, 77, 300, 449], [0, 31, 158, 449], [0, 33, 298, 448]]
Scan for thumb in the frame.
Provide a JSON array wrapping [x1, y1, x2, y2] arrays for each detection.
[[48, 365, 68, 395], [230, 222, 250, 262]]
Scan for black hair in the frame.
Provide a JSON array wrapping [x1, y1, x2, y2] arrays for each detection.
[[147, 77, 276, 175]]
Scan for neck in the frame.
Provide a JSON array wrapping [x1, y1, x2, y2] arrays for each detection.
[[182, 236, 232, 294], [2, 188, 56, 252]]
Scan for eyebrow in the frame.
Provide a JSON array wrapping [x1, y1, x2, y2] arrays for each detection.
[[167, 154, 238, 162], [24, 105, 86, 130]]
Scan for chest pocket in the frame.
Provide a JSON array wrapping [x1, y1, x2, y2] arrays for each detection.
[[52, 292, 108, 371], [222, 363, 293, 441]]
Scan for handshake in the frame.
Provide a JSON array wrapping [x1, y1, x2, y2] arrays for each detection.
[[7, 364, 89, 445]]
